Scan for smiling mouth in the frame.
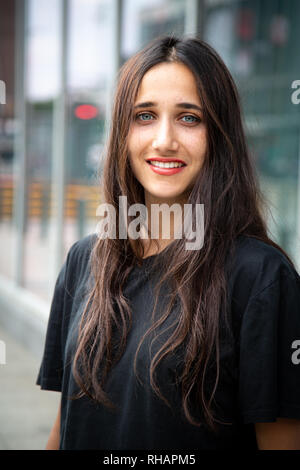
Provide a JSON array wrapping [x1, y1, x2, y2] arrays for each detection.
[[146, 160, 186, 169]]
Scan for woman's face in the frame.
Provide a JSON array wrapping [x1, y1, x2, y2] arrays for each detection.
[[127, 61, 207, 204]]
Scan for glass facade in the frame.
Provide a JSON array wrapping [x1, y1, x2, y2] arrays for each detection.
[[121, 0, 186, 63], [22, 0, 61, 300], [0, 0, 299, 306], [0, 0, 15, 280], [63, 0, 115, 258], [204, 0, 300, 261]]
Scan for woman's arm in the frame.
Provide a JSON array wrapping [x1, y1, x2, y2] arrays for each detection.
[[255, 418, 300, 450], [45, 404, 61, 450]]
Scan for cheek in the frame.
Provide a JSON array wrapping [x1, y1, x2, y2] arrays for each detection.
[[128, 125, 153, 155], [127, 141, 141, 178], [183, 131, 207, 159], [127, 129, 134, 155]]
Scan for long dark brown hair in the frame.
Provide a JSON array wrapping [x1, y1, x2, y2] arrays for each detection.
[[72, 35, 295, 431]]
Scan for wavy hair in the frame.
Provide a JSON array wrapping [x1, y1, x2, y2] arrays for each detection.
[[72, 35, 295, 431]]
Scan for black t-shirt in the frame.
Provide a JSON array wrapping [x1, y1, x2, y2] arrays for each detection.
[[36, 234, 300, 450]]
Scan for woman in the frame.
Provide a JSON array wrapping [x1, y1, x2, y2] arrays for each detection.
[[37, 35, 300, 450]]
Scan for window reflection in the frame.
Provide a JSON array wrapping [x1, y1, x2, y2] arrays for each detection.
[[27, 0, 61, 101], [22, 0, 61, 300], [121, 0, 186, 62], [204, 0, 300, 259], [64, 0, 114, 255], [0, 1, 15, 279]]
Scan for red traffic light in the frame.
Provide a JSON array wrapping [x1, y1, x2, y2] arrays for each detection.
[[74, 104, 98, 120]]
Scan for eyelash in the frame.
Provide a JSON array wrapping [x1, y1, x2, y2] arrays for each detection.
[[135, 112, 201, 125]]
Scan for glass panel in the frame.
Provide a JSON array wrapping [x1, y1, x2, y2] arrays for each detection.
[[121, 0, 186, 63], [249, 130, 299, 257], [204, 0, 300, 260], [23, 0, 61, 300], [0, 1, 16, 279], [27, 0, 61, 101], [64, 0, 115, 256], [68, 0, 115, 91]]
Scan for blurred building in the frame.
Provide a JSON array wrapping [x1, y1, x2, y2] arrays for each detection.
[[0, 0, 299, 355]]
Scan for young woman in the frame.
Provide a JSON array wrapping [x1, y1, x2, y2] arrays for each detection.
[[37, 35, 300, 450]]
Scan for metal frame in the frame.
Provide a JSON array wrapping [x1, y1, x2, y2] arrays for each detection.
[[184, 0, 205, 36], [297, 132, 300, 271], [103, 0, 122, 144], [50, 0, 69, 281], [12, 0, 28, 286]]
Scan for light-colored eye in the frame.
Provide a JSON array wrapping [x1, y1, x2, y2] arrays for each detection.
[[136, 113, 154, 121], [181, 115, 200, 123]]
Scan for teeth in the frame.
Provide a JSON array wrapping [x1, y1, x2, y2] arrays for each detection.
[[149, 161, 184, 168]]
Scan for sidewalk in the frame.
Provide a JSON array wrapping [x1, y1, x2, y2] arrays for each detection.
[[0, 325, 60, 450]]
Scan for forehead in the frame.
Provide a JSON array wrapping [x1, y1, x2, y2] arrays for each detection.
[[135, 62, 201, 104]]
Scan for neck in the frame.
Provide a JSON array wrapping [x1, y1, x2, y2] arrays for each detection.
[[142, 192, 188, 255]]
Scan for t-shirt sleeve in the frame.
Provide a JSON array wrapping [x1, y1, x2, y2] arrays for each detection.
[[238, 270, 300, 423], [36, 260, 68, 392]]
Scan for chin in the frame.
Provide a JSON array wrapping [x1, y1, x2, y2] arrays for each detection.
[[149, 192, 185, 202]]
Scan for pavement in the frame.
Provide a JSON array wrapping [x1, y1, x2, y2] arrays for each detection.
[[0, 324, 60, 450]]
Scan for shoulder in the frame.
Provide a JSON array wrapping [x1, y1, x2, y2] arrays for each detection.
[[231, 235, 299, 278], [67, 232, 98, 262], [227, 235, 300, 309], [231, 239, 300, 425], [64, 233, 98, 285]]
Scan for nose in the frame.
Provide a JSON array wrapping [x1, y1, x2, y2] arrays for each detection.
[[152, 117, 179, 152]]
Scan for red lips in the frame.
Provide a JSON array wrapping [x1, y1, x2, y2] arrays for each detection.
[[146, 157, 186, 165]]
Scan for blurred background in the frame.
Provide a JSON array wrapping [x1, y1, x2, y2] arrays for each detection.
[[0, 0, 299, 449]]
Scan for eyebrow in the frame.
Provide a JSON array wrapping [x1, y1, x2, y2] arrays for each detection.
[[134, 101, 203, 112]]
